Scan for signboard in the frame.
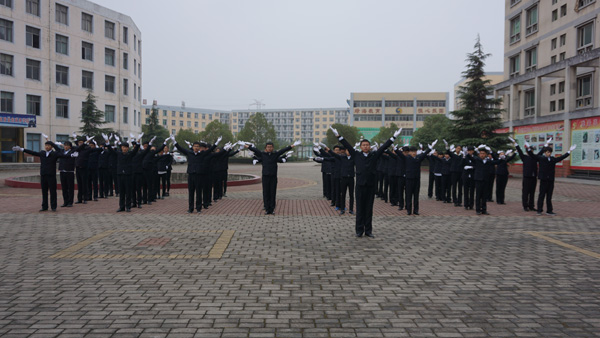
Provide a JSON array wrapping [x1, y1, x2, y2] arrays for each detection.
[[0, 113, 37, 128], [570, 117, 600, 170], [512, 121, 565, 166]]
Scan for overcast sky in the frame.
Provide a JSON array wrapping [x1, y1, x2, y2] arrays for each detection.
[[95, 0, 505, 111]]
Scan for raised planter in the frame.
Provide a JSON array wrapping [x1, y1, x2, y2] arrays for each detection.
[[5, 173, 261, 189]]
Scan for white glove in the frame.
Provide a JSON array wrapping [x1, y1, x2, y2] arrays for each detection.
[[86, 135, 93, 142], [224, 143, 232, 151], [330, 126, 339, 137], [569, 144, 577, 152], [393, 128, 402, 138], [252, 159, 258, 165], [506, 150, 514, 156], [372, 145, 378, 151], [115, 135, 120, 142], [215, 136, 222, 145], [102, 133, 108, 141], [313, 147, 319, 153], [419, 143, 423, 149], [292, 140, 301, 147], [138, 132, 144, 140], [72, 132, 77, 139], [464, 165, 473, 170], [354, 142, 360, 148], [450, 145, 455, 152], [428, 139, 438, 149], [286, 151, 294, 156], [417, 150, 423, 155], [184, 140, 191, 147], [238, 145, 245, 151], [71, 151, 79, 157], [313, 142, 319, 147], [315, 157, 324, 161], [55, 142, 63, 146], [129, 133, 135, 140], [12, 146, 24, 152], [149, 136, 156, 145], [393, 144, 398, 151], [42, 133, 48, 140], [164, 136, 171, 143], [443, 139, 448, 146], [545, 137, 553, 146], [281, 158, 287, 163], [485, 146, 491, 152], [114, 140, 119, 147], [524, 141, 530, 148], [93, 140, 97, 146], [318, 142, 327, 148], [508, 136, 516, 144]]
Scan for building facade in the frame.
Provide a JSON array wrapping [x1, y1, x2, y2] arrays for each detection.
[[141, 103, 229, 136], [494, 0, 600, 176], [349, 92, 449, 143], [454, 72, 504, 111], [0, 0, 142, 162]]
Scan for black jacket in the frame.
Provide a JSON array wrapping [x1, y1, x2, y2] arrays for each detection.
[[395, 149, 431, 179], [470, 154, 500, 181], [74, 143, 94, 168], [462, 155, 475, 179], [326, 149, 343, 179], [387, 150, 407, 177], [132, 146, 150, 173], [249, 145, 293, 176], [106, 143, 140, 175], [87, 147, 101, 170], [156, 153, 173, 172], [329, 151, 355, 178], [24, 142, 61, 175], [516, 145, 539, 178], [537, 153, 570, 181], [98, 148, 110, 169], [175, 142, 217, 174], [339, 136, 394, 186], [142, 144, 165, 170], [58, 148, 76, 172], [495, 153, 516, 176], [449, 152, 464, 173]]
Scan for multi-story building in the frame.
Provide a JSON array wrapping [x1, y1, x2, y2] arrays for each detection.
[[494, 0, 600, 176], [349, 92, 449, 143], [141, 103, 229, 136], [0, 0, 142, 163], [454, 72, 504, 111], [230, 108, 350, 144]]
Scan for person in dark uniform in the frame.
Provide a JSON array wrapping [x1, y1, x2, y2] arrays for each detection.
[[58, 140, 77, 207], [156, 144, 174, 199], [386, 146, 408, 210], [86, 140, 102, 201], [333, 126, 401, 238], [73, 134, 95, 204], [13, 136, 62, 211], [98, 141, 111, 199], [535, 144, 576, 215], [393, 143, 435, 215], [512, 137, 541, 212], [104, 135, 140, 212], [449, 145, 464, 207], [107, 138, 119, 197], [247, 140, 299, 215], [469, 145, 500, 215], [213, 143, 240, 201], [462, 146, 476, 210], [429, 151, 444, 201], [495, 149, 516, 205], [222, 142, 242, 198], [131, 135, 150, 208], [427, 150, 436, 199]]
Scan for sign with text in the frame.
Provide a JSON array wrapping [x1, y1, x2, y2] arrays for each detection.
[[513, 121, 565, 166], [570, 117, 600, 170], [0, 113, 37, 128]]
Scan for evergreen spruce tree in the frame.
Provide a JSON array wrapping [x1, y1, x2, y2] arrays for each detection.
[[451, 37, 509, 150], [141, 105, 169, 143], [79, 91, 112, 138]]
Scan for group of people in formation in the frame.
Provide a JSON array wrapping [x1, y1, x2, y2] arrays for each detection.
[[313, 127, 577, 237], [13, 133, 237, 213]]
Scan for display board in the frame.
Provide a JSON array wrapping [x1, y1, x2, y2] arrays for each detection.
[[570, 117, 600, 170]]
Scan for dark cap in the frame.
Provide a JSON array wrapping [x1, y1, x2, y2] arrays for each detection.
[[467, 146, 475, 151], [120, 142, 129, 147], [402, 146, 410, 152]]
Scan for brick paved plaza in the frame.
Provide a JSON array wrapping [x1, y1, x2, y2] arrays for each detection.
[[0, 162, 599, 337]]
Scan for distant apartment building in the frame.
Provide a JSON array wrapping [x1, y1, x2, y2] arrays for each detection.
[[454, 72, 504, 111], [141, 103, 229, 136], [494, 0, 600, 176], [0, 0, 142, 162], [349, 92, 449, 143]]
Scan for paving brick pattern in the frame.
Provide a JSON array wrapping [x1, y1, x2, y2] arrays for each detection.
[[0, 163, 599, 337]]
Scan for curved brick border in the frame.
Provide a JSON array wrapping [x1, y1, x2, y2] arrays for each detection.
[[5, 174, 261, 190]]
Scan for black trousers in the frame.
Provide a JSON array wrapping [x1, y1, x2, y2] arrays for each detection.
[[166, 169, 172, 192], [537, 180, 555, 213], [405, 178, 420, 214], [144, 170, 155, 202], [110, 168, 118, 195], [76, 167, 88, 202], [451, 172, 463, 204], [118, 174, 132, 210], [487, 174, 495, 201], [332, 177, 341, 207], [428, 171, 435, 198], [355, 183, 376, 236], [187, 173, 202, 211], [60, 171, 74, 206], [340, 176, 355, 211], [434, 175, 442, 200], [41, 174, 57, 210], [157, 173, 167, 197], [262, 175, 277, 213], [99, 168, 110, 197], [382, 174, 389, 202], [202, 173, 212, 208], [441, 174, 451, 202], [522, 176, 537, 210], [389, 175, 398, 205], [397, 176, 406, 208], [463, 175, 475, 208], [495, 174, 508, 204], [475, 180, 489, 213], [133, 173, 145, 205], [87, 168, 98, 200], [377, 171, 384, 196], [213, 170, 226, 200], [223, 170, 228, 195]]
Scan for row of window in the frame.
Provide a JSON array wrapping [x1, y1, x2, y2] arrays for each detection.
[[0, 91, 141, 125], [521, 74, 592, 117], [160, 119, 208, 128], [232, 110, 347, 118], [355, 100, 446, 108], [0, 1, 141, 53]]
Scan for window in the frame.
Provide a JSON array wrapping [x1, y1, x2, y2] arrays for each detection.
[[550, 101, 556, 112], [510, 0, 521, 6], [55, 4, 68, 25], [576, 75, 593, 108], [145, 108, 149, 115], [26, 95, 41, 116], [26, 0, 39, 16], [559, 81, 565, 93], [123, 52, 128, 69], [510, 15, 521, 44], [163, 110, 167, 116], [1, 91, 14, 112], [56, 99, 69, 118], [526, 5, 538, 36], [194, 121, 198, 127], [82, 70, 93, 89], [551, 55, 557, 64], [133, 83, 136, 98], [577, 22, 594, 54], [27, 134, 41, 152], [105, 75, 115, 93], [0, 54, 13, 76], [510, 54, 520, 78], [560, 4, 567, 17], [550, 84, 556, 95], [187, 112, 191, 118], [123, 78, 128, 95], [171, 129, 175, 135], [81, 13, 93, 33], [202, 122, 206, 128], [56, 65, 68, 85], [104, 21, 115, 39], [0, 19, 13, 42], [560, 34, 566, 46], [104, 105, 115, 122], [171, 120, 175, 126], [579, 0, 596, 9], [26, 26, 41, 48], [162, 119, 167, 126], [134, 34, 137, 50], [187, 121, 191, 127], [551, 38, 557, 50], [552, 0, 558, 4], [179, 121, 183, 127], [559, 52, 566, 60], [26, 59, 41, 80], [134, 59, 137, 75], [82, 42, 93, 61], [138, 40, 141, 54], [179, 111, 183, 118], [105, 48, 115, 66], [54, 34, 69, 55], [0, 0, 11, 8], [122, 107, 128, 124], [552, 9, 558, 21], [525, 48, 537, 72], [194, 113, 198, 119], [558, 99, 565, 110], [55, 134, 69, 144], [123, 26, 128, 44], [171, 111, 175, 117], [524, 90, 535, 117]]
